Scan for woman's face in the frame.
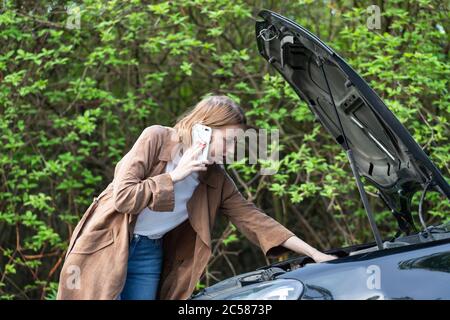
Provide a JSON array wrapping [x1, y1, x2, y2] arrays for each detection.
[[208, 124, 242, 164]]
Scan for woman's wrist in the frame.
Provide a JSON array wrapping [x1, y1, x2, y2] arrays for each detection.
[[282, 236, 318, 257], [308, 248, 322, 259], [168, 171, 179, 183], [281, 235, 337, 262]]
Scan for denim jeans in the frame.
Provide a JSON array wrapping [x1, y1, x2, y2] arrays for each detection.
[[119, 234, 163, 300]]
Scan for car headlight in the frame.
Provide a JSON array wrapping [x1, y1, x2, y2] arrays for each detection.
[[213, 279, 304, 300]]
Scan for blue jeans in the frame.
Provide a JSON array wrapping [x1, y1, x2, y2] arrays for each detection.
[[119, 234, 163, 300]]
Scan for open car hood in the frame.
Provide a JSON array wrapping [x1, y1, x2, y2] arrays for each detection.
[[255, 10, 449, 234]]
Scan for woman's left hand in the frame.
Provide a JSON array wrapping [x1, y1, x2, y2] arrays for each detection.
[[281, 236, 338, 263], [311, 251, 338, 263]]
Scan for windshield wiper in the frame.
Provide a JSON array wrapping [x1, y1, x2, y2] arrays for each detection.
[[317, 56, 384, 250]]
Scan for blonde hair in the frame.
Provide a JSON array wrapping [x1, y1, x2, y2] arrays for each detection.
[[173, 94, 248, 147]]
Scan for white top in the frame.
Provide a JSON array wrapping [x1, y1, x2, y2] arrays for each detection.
[[133, 147, 200, 238]]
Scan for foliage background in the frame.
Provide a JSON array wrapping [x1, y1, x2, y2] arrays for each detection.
[[0, 0, 448, 299]]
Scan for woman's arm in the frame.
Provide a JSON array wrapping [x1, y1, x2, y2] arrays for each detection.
[[281, 236, 337, 262], [219, 168, 336, 262], [218, 169, 295, 257], [112, 125, 175, 215]]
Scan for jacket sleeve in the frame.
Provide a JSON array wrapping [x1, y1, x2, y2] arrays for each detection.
[[112, 125, 175, 215], [218, 169, 295, 258]]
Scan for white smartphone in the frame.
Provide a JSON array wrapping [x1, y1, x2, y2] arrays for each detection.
[[191, 123, 212, 161]]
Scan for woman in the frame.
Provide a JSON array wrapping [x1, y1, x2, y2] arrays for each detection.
[[57, 95, 336, 300]]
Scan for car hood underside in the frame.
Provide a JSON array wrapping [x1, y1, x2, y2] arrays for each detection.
[[255, 10, 450, 233]]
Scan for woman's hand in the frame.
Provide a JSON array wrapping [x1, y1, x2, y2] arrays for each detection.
[[168, 142, 213, 183], [311, 250, 338, 263], [281, 236, 338, 263]]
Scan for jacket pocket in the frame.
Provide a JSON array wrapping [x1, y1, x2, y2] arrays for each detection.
[[70, 229, 114, 255]]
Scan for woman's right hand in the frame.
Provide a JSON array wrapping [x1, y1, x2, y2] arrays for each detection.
[[168, 142, 213, 183]]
